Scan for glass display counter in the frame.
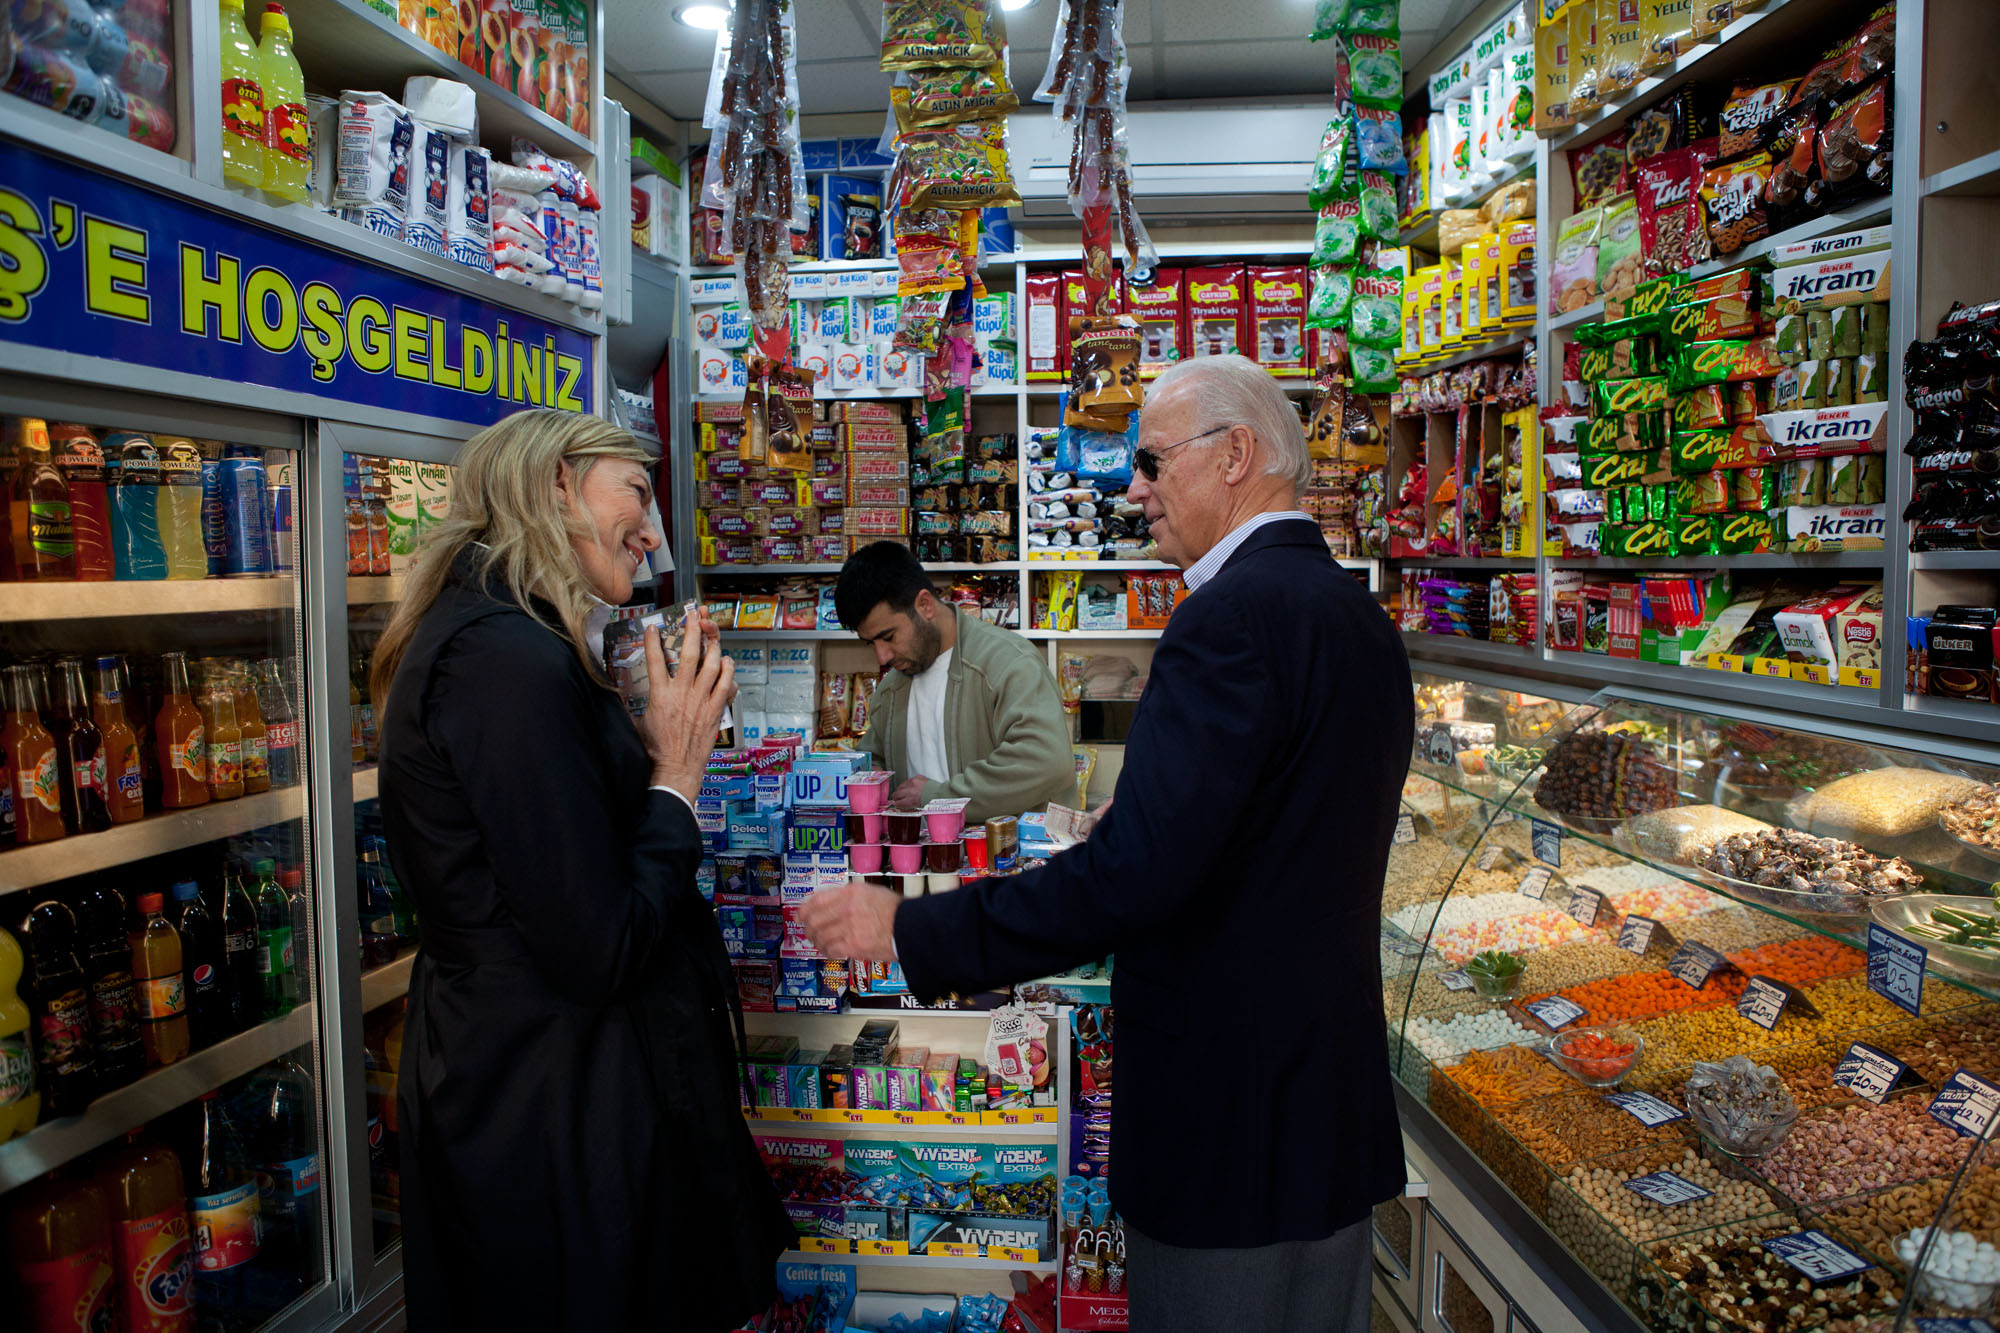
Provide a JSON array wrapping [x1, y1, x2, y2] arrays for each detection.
[[1384, 671, 2000, 1331]]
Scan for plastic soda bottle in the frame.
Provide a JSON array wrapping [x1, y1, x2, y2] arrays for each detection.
[[0, 925, 41, 1141], [219, 862, 261, 1033], [10, 418, 76, 581], [76, 883, 146, 1091], [21, 900, 94, 1118], [155, 653, 209, 809], [182, 1090, 262, 1320], [154, 438, 208, 580], [95, 1130, 196, 1332], [241, 1055, 319, 1295], [103, 431, 168, 580], [218, 0, 266, 191], [7, 1173, 117, 1331], [172, 880, 229, 1050], [50, 421, 113, 580], [130, 891, 190, 1067], [253, 858, 297, 1019], [259, 4, 310, 203]]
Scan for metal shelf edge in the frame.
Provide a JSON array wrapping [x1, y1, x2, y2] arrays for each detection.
[[0, 788, 307, 893]]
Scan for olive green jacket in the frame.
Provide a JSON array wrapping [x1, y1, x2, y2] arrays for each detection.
[[862, 607, 1075, 825]]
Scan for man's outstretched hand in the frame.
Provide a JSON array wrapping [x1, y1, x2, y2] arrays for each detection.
[[799, 878, 904, 963]]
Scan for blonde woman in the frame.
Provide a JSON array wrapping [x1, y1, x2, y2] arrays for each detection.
[[371, 410, 790, 1331]]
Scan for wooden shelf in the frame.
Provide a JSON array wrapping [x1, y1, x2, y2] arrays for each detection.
[[360, 951, 416, 1013], [0, 787, 305, 893], [0, 579, 294, 620], [348, 575, 407, 605], [1923, 148, 2000, 198], [0, 1006, 314, 1193]]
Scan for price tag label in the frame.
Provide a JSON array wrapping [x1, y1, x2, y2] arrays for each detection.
[[1868, 923, 1926, 1016], [1439, 970, 1475, 992], [1668, 941, 1730, 990], [1791, 662, 1833, 685], [930, 1242, 981, 1259], [1384, 934, 1428, 957], [1751, 656, 1792, 678], [799, 1236, 848, 1254], [1530, 818, 1564, 866], [1491, 806, 1519, 825], [1762, 1230, 1874, 1284], [1566, 887, 1605, 927], [1713, 653, 1746, 673], [1737, 976, 1793, 1031], [1841, 666, 1882, 690], [1915, 1319, 1999, 1333], [1929, 1068, 2000, 1140], [1834, 1042, 1912, 1105], [1618, 915, 1668, 956], [988, 1245, 1039, 1263], [1476, 843, 1514, 872], [1603, 1091, 1688, 1126], [1394, 812, 1419, 845], [1523, 996, 1586, 1030], [1623, 1171, 1714, 1206], [1518, 867, 1554, 900], [858, 1239, 910, 1257]]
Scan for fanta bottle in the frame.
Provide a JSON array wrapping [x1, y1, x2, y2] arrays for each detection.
[[95, 1129, 195, 1331], [7, 1172, 117, 1332]]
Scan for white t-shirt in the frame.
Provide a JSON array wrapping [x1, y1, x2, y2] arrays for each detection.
[[905, 648, 953, 784]]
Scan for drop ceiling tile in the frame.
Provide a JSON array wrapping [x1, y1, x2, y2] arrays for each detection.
[[1156, 38, 1339, 98], [603, 0, 717, 77], [1157, 0, 1321, 44]]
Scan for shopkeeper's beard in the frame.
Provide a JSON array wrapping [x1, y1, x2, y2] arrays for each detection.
[[901, 611, 945, 676]]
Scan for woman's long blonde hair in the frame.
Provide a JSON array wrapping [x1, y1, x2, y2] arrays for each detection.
[[369, 409, 654, 711]]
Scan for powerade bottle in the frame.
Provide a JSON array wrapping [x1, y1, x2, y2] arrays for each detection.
[[156, 436, 208, 580], [103, 431, 168, 580]]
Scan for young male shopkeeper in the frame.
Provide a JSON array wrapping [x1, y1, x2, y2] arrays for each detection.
[[834, 542, 1074, 824], [806, 356, 1414, 1333]]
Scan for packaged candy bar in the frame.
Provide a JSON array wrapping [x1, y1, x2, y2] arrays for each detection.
[[1806, 310, 1833, 361], [1673, 337, 1786, 389], [1859, 452, 1887, 504], [1668, 294, 1758, 343], [1773, 366, 1803, 411], [1672, 425, 1774, 473], [1585, 412, 1664, 455], [1826, 452, 1864, 505], [1784, 502, 1887, 552], [1861, 301, 1891, 352], [1592, 376, 1669, 416], [1600, 521, 1678, 559], [1727, 379, 1766, 424], [1713, 510, 1781, 554], [1798, 358, 1826, 409], [1773, 312, 1806, 365], [1583, 449, 1656, 490]]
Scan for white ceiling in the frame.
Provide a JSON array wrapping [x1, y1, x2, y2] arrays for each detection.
[[606, 0, 1494, 125]]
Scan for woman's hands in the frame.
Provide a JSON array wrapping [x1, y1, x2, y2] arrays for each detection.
[[641, 612, 735, 801]]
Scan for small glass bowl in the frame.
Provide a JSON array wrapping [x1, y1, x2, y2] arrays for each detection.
[[1465, 967, 1525, 1002], [1545, 1026, 1643, 1088]]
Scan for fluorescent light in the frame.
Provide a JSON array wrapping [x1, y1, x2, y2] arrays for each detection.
[[675, 4, 728, 28], [998, 0, 1037, 10]]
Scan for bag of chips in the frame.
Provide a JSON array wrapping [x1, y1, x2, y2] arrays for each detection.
[[1308, 267, 1355, 330], [1311, 0, 1399, 39], [1307, 116, 1352, 208], [1701, 152, 1774, 255], [896, 121, 1022, 209], [1569, 131, 1630, 208], [1312, 201, 1365, 266], [881, 0, 1001, 71], [1355, 105, 1408, 174], [890, 61, 1018, 130], [1552, 206, 1603, 316], [1717, 79, 1797, 158], [1347, 33, 1402, 109]]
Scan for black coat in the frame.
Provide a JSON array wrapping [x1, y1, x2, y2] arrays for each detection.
[[378, 561, 790, 1331], [895, 519, 1414, 1248]]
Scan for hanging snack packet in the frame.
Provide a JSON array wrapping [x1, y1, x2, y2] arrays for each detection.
[[1350, 271, 1403, 349], [881, 0, 1001, 70], [1311, 0, 1399, 39], [766, 363, 816, 474], [1308, 116, 1352, 208], [1355, 105, 1408, 174], [1763, 97, 1824, 212], [1347, 33, 1402, 109], [1634, 138, 1718, 277], [1358, 171, 1400, 242], [1626, 89, 1693, 166], [897, 121, 1021, 208], [1597, 0, 1646, 96], [1313, 201, 1365, 266], [1067, 315, 1145, 425], [1351, 343, 1397, 396], [1308, 267, 1355, 330], [840, 192, 882, 259], [890, 60, 1018, 130], [739, 369, 769, 464], [1702, 152, 1774, 255]]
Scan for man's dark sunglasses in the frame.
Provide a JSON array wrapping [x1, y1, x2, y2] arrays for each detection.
[[1134, 424, 1229, 481]]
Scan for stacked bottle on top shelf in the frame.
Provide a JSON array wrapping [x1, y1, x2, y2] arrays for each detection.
[[3, 652, 300, 849], [4, 417, 295, 583], [1, 853, 306, 1139], [4, 1055, 323, 1333]]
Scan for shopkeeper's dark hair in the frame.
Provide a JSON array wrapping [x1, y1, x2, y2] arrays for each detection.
[[836, 541, 933, 631]]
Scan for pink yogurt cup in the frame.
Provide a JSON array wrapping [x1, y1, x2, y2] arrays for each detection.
[[889, 842, 925, 875], [848, 771, 892, 814], [849, 843, 886, 874], [923, 802, 969, 844]]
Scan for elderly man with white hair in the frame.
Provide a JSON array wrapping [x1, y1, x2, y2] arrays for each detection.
[[802, 353, 1414, 1332]]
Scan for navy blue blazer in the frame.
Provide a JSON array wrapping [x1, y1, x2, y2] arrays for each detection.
[[895, 517, 1415, 1248]]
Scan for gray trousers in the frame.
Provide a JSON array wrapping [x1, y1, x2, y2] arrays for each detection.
[[1125, 1215, 1374, 1333]]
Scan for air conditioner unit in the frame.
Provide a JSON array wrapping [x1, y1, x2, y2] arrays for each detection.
[[1010, 102, 1329, 220]]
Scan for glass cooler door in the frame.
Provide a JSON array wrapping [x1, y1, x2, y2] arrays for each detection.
[[0, 386, 334, 1331]]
